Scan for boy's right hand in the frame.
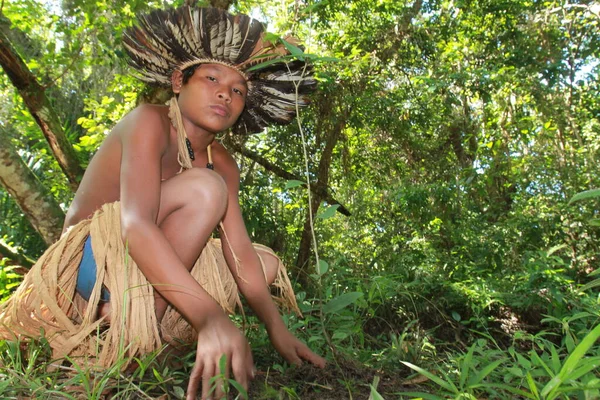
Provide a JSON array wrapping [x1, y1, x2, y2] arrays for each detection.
[[186, 313, 254, 400]]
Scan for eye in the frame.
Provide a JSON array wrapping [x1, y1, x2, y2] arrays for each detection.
[[233, 88, 245, 97], [206, 76, 217, 82]]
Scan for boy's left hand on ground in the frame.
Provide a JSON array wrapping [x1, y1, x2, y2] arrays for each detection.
[[268, 326, 326, 368]]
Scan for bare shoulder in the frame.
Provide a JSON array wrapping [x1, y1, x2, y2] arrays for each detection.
[[212, 141, 240, 184], [116, 104, 171, 148]]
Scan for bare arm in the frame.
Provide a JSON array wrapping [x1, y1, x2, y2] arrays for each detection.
[[218, 155, 325, 368], [218, 160, 285, 328]]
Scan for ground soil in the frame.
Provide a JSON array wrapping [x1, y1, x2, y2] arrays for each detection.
[[247, 353, 418, 399]]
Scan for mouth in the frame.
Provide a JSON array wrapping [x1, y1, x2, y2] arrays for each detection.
[[209, 105, 229, 117]]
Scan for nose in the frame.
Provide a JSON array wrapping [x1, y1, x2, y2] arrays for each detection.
[[217, 88, 231, 103]]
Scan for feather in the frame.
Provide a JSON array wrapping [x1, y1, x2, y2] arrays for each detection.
[[123, 6, 317, 134]]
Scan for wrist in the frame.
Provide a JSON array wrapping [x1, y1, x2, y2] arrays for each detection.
[[265, 317, 287, 335], [190, 303, 225, 331]]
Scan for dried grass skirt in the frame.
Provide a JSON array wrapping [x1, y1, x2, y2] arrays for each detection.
[[0, 202, 299, 368]]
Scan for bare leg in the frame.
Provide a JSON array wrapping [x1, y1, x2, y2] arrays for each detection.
[[99, 168, 228, 320], [256, 248, 280, 286]]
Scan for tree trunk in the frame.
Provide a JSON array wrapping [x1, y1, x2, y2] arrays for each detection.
[[0, 131, 65, 246], [0, 21, 83, 191]]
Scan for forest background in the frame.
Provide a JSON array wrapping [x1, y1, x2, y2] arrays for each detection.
[[0, 0, 599, 398]]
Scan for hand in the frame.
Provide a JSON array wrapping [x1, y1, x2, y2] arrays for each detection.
[[268, 325, 326, 368], [187, 314, 254, 400]]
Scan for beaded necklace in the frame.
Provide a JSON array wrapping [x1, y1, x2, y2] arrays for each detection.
[[168, 97, 214, 172]]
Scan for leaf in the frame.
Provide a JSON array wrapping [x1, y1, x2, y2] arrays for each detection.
[[317, 204, 340, 219], [547, 244, 567, 256], [563, 359, 600, 381], [470, 358, 506, 386], [507, 367, 524, 377], [516, 352, 532, 370], [526, 372, 540, 398], [589, 268, 600, 277], [568, 189, 600, 205], [323, 292, 363, 314], [309, 55, 341, 63], [263, 32, 280, 43], [401, 361, 458, 393], [285, 180, 304, 189], [173, 386, 185, 399], [246, 54, 296, 71], [219, 353, 227, 375], [541, 323, 600, 398], [398, 392, 443, 400], [581, 278, 600, 292], [485, 383, 537, 399], [369, 385, 385, 400], [152, 367, 167, 384], [460, 342, 476, 388], [318, 259, 329, 275], [452, 311, 461, 321], [332, 331, 348, 340], [280, 38, 304, 58], [229, 379, 249, 399]]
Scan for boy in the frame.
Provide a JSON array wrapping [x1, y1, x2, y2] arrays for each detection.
[[0, 6, 324, 400]]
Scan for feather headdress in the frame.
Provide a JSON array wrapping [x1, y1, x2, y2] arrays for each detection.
[[123, 6, 316, 135]]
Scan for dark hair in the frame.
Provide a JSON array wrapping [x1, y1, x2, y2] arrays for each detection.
[[182, 64, 201, 85]]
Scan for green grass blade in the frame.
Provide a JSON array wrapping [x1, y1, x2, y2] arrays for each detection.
[[460, 343, 477, 389], [469, 358, 506, 386], [580, 279, 600, 292], [228, 379, 248, 399], [563, 359, 600, 381], [397, 391, 444, 400], [526, 372, 540, 399], [541, 323, 600, 398], [401, 362, 458, 393], [483, 383, 537, 399], [529, 350, 554, 378], [549, 344, 561, 374], [369, 385, 385, 400]]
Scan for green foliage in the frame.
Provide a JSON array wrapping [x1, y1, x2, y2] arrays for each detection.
[[1, 0, 600, 398]]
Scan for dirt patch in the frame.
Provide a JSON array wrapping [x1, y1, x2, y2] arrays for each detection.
[[248, 353, 415, 399]]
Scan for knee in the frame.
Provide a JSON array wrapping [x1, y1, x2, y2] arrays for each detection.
[[179, 168, 228, 216]]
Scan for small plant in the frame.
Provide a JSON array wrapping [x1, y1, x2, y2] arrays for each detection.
[[400, 339, 507, 399], [204, 354, 249, 400]]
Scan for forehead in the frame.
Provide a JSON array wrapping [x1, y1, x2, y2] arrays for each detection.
[[201, 64, 247, 86]]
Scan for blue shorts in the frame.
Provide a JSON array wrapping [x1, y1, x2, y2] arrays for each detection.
[[76, 235, 110, 302]]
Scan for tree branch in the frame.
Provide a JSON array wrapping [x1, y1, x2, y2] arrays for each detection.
[[0, 239, 35, 274], [226, 141, 351, 216]]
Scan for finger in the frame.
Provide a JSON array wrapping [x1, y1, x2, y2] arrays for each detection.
[[202, 363, 215, 400], [246, 345, 255, 379], [187, 360, 203, 400], [283, 344, 302, 366], [298, 345, 326, 368], [287, 351, 302, 366], [231, 350, 251, 392]]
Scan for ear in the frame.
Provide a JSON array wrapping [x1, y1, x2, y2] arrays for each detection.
[[171, 70, 183, 94]]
